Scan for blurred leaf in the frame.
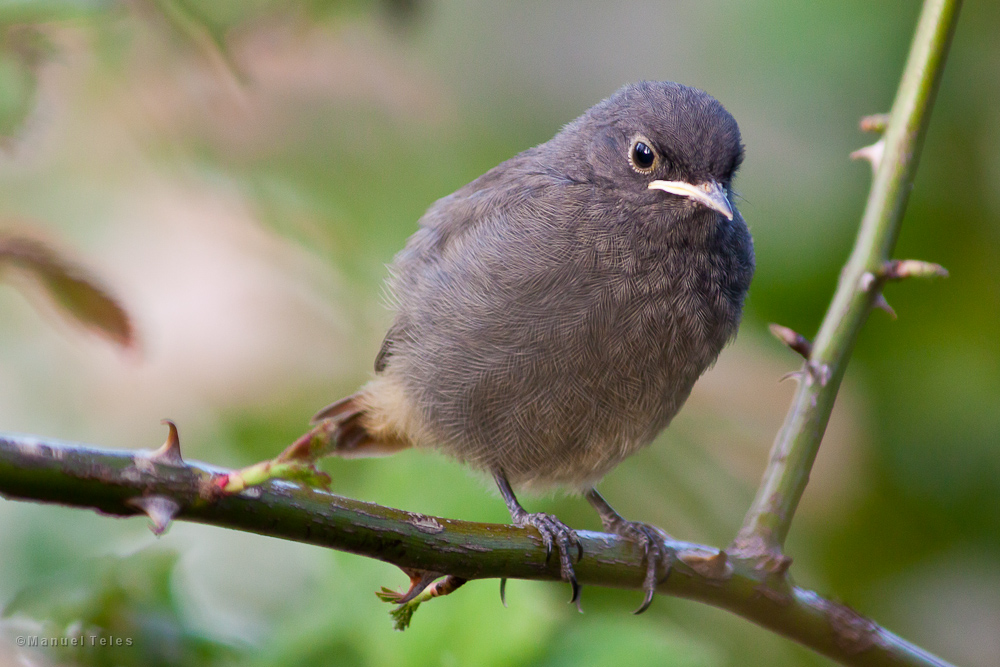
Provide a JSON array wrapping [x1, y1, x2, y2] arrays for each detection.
[[4, 548, 241, 667], [0, 232, 137, 350]]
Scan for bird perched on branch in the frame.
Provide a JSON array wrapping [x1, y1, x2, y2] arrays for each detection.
[[312, 80, 754, 612]]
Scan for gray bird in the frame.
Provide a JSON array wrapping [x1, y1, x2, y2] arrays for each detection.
[[314, 80, 754, 612]]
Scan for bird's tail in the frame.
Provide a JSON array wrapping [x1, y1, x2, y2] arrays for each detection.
[[310, 391, 411, 458]]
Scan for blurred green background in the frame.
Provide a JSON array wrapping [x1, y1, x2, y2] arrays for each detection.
[[0, 1, 998, 665]]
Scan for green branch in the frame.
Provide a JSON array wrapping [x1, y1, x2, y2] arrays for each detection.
[[732, 0, 962, 559], [0, 432, 954, 667]]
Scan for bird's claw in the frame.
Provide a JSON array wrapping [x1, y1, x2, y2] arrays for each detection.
[[614, 520, 673, 614], [516, 511, 583, 610]]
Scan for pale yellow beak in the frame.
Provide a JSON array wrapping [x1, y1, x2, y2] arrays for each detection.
[[647, 179, 734, 220]]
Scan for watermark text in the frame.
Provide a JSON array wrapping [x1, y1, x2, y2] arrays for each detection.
[[15, 635, 133, 647]]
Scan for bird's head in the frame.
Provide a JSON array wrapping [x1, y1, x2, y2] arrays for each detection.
[[563, 81, 744, 222]]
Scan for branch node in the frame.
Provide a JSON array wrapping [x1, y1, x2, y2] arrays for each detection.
[[859, 271, 877, 292], [850, 138, 885, 173], [741, 549, 794, 577], [743, 550, 795, 606], [211, 452, 331, 496], [768, 323, 812, 359], [394, 568, 446, 605], [126, 495, 180, 536], [768, 553, 794, 576], [859, 113, 890, 134], [727, 533, 791, 573], [806, 361, 831, 387], [377, 573, 467, 631]]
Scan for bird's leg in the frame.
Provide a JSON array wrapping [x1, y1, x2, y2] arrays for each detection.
[[584, 488, 673, 614], [492, 469, 583, 609]]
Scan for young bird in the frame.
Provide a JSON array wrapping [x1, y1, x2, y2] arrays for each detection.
[[313, 81, 754, 612]]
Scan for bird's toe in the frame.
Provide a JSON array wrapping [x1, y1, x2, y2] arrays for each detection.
[[516, 512, 583, 609]]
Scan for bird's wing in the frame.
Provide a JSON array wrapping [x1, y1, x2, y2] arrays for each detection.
[[373, 325, 398, 373], [374, 148, 581, 375], [419, 150, 545, 248], [372, 177, 506, 376]]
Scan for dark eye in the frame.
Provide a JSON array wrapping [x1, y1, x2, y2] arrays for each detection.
[[630, 140, 656, 172]]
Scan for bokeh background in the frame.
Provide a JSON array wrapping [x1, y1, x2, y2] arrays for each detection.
[[0, 1, 998, 665]]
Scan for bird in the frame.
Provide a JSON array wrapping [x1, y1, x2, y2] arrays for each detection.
[[312, 80, 754, 613]]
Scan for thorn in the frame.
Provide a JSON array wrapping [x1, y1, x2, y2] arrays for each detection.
[[859, 113, 889, 134], [806, 361, 831, 387], [873, 293, 897, 320], [778, 370, 803, 384], [150, 419, 183, 465], [499, 578, 508, 607], [126, 495, 180, 536], [768, 323, 812, 359], [850, 138, 885, 173], [880, 259, 949, 281], [859, 271, 877, 292]]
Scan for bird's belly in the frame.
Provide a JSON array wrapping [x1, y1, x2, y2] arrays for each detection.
[[397, 282, 733, 491]]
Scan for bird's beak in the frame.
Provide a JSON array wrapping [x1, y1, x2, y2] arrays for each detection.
[[647, 179, 734, 221]]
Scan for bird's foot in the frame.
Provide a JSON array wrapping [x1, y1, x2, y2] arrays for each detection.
[[608, 520, 673, 614], [513, 511, 583, 609]]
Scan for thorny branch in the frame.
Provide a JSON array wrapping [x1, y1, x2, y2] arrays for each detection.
[[732, 0, 961, 563], [0, 0, 963, 665], [0, 431, 953, 666]]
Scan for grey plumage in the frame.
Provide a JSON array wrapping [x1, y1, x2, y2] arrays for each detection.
[[313, 80, 754, 608], [355, 80, 752, 489]]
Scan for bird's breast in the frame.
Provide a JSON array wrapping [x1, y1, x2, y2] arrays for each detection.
[[386, 202, 753, 489]]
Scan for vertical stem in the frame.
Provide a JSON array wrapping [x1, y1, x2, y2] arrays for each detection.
[[733, 0, 962, 557]]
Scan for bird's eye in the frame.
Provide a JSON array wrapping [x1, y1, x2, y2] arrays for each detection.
[[629, 140, 657, 172]]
